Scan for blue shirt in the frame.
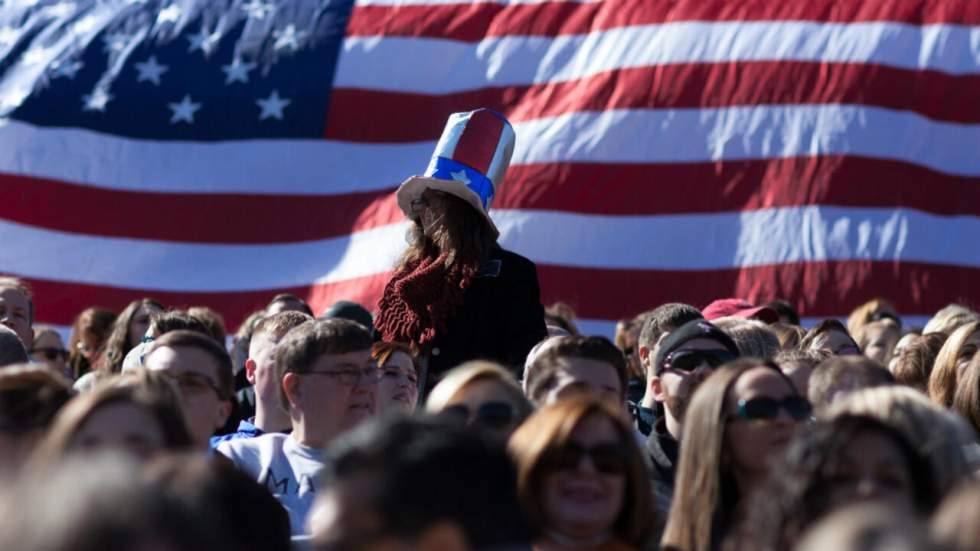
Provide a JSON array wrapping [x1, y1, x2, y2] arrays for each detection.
[[209, 418, 264, 448]]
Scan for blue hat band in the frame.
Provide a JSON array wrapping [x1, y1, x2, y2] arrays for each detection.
[[426, 156, 495, 211]]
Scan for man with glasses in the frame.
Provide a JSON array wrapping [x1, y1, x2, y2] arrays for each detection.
[[144, 330, 234, 449], [0, 276, 34, 351], [217, 319, 379, 538]]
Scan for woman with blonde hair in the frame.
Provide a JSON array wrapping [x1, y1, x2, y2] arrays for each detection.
[[846, 298, 898, 338], [508, 396, 653, 550], [662, 359, 810, 551], [927, 320, 980, 407], [923, 303, 979, 336], [854, 317, 902, 364], [426, 360, 532, 443]]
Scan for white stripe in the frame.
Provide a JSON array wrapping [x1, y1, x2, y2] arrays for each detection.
[[355, 0, 595, 5], [1, 103, 977, 195], [2, 206, 978, 292], [336, 21, 980, 94]]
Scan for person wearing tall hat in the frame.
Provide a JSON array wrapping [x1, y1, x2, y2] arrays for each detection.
[[374, 109, 547, 394]]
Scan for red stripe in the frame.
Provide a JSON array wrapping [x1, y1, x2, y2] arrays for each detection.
[[347, 0, 980, 42], [450, 110, 505, 175], [325, 62, 980, 143], [20, 260, 977, 330], [5, 155, 979, 243]]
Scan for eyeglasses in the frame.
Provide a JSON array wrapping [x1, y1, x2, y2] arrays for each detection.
[[31, 347, 68, 361], [545, 442, 628, 475], [732, 396, 811, 422], [161, 371, 225, 399], [442, 401, 515, 430], [304, 367, 383, 386], [661, 349, 735, 373]]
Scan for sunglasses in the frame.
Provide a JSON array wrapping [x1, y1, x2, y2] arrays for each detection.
[[442, 401, 515, 430], [546, 442, 628, 475], [733, 396, 811, 422], [661, 349, 735, 373], [31, 347, 68, 361]]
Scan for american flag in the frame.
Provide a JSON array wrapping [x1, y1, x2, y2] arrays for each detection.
[[0, 0, 978, 335]]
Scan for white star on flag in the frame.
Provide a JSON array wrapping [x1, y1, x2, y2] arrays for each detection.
[[0, 27, 17, 47], [157, 4, 181, 24], [256, 90, 290, 120], [82, 89, 112, 112], [222, 58, 256, 85], [168, 94, 201, 124], [135, 55, 168, 85], [187, 28, 219, 54], [71, 14, 99, 36], [102, 32, 130, 55], [241, 0, 275, 20], [450, 170, 471, 185], [51, 60, 83, 79], [22, 47, 52, 66], [273, 25, 305, 52]]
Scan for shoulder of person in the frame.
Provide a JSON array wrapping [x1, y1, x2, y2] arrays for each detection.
[[216, 432, 287, 466], [486, 247, 538, 279]]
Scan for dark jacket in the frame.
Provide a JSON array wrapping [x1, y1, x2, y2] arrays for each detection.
[[420, 246, 546, 393], [646, 416, 679, 534]]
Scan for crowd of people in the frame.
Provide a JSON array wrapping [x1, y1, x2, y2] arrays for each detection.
[[0, 109, 978, 550]]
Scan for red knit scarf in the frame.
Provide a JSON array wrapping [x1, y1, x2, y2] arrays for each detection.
[[375, 252, 477, 347]]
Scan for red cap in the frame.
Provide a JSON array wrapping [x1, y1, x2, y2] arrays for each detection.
[[702, 298, 779, 324]]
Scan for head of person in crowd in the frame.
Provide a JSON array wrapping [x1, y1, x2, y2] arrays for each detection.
[[702, 298, 779, 324], [846, 297, 898, 337], [953, 352, 980, 437], [807, 355, 894, 412], [932, 481, 980, 551], [648, 319, 739, 440], [825, 385, 973, 499], [98, 298, 164, 376], [890, 332, 947, 392], [245, 310, 313, 433], [427, 361, 531, 444], [545, 302, 580, 336], [0, 453, 217, 551], [145, 454, 292, 551], [662, 359, 809, 551], [187, 306, 227, 345], [928, 320, 980, 408], [30, 326, 69, 377], [774, 348, 829, 398], [855, 317, 902, 365], [313, 414, 533, 551], [266, 293, 314, 317], [636, 303, 704, 404], [276, 319, 377, 448], [67, 307, 116, 378], [523, 335, 627, 407], [737, 415, 940, 551], [764, 298, 800, 326], [712, 317, 781, 360], [230, 308, 266, 381], [143, 330, 233, 449], [371, 341, 419, 412], [146, 309, 212, 341], [800, 319, 861, 356], [0, 324, 29, 367], [922, 303, 979, 336], [795, 503, 940, 551], [32, 371, 191, 463], [615, 312, 648, 393], [321, 300, 374, 332], [0, 364, 72, 474], [508, 397, 653, 550], [0, 276, 34, 350], [770, 321, 807, 350]]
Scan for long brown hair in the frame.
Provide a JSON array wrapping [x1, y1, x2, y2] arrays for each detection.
[[507, 397, 654, 548], [67, 307, 117, 379], [98, 299, 164, 376], [396, 191, 496, 273], [928, 320, 980, 407], [953, 353, 980, 436]]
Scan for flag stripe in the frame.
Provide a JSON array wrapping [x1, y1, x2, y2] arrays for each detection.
[[4, 206, 979, 293], [326, 61, 980, 142], [335, 21, 980, 95], [348, 0, 980, 41], [7, 155, 980, 244]]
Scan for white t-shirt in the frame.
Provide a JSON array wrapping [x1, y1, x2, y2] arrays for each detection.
[[216, 433, 326, 536]]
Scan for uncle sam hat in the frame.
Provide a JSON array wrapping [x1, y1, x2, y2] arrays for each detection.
[[396, 108, 516, 236]]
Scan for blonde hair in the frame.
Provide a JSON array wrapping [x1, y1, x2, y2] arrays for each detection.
[[426, 361, 532, 420], [713, 317, 780, 359], [923, 304, 979, 336], [846, 298, 896, 337], [927, 321, 980, 408], [824, 386, 973, 496]]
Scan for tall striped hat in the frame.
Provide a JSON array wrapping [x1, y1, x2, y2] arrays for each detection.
[[396, 108, 516, 236]]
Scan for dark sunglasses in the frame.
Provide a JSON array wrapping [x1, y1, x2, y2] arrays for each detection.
[[661, 349, 735, 373], [31, 347, 68, 361], [546, 442, 628, 475], [442, 401, 515, 430], [733, 396, 811, 422]]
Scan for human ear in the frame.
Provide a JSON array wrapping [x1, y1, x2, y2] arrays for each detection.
[[244, 358, 257, 385], [282, 372, 302, 408], [650, 376, 666, 402]]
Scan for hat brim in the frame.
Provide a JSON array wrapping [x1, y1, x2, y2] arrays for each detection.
[[396, 175, 499, 237], [737, 306, 780, 324]]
